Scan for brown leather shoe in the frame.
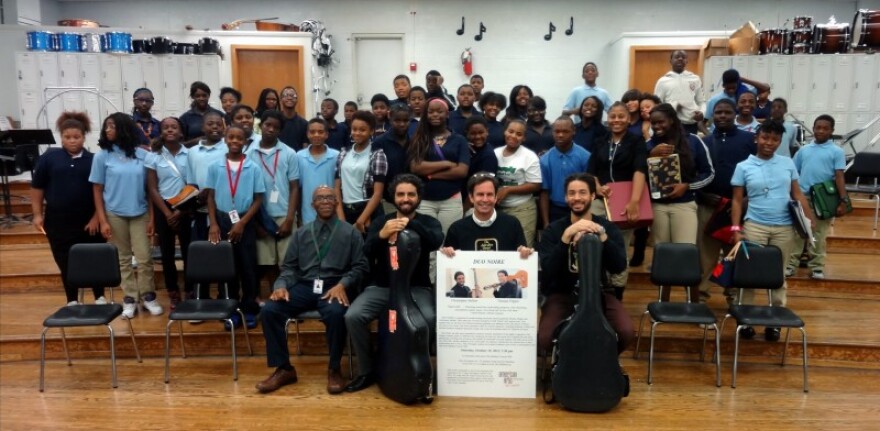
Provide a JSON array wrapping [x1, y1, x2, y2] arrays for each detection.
[[327, 368, 345, 394], [255, 367, 298, 393]]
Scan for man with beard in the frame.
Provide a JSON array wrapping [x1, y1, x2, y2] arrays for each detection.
[[536, 173, 633, 355], [343, 174, 444, 392], [446, 271, 473, 298], [257, 186, 368, 395]]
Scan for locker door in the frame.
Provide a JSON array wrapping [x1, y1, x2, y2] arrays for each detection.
[[704, 56, 731, 95], [101, 55, 122, 92], [161, 56, 184, 118], [830, 56, 854, 112], [120, 56, 144, 113], [141, 55, 163, 116], [768, 56, 791, 101], [199, 56, 221, 99], [102, 91, 124, 118], [748, 56, 770, 86], [788, 56, 811, 114], [851, 55, 877, 112], [809, 56, 833, 112], [18, 91, 42, 129], [38, 53, 63, 128], [58, 54, 82, 112], [15, 52, 41, 92]]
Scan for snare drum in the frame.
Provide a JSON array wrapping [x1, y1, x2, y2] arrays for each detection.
[[56, 32, 82, 52], [760, 29, 790, 54], [150, 37, 174, 54], [852, 9, 880, 48], [793, 16, 813, 30], [790, 29, 813, 54], [132, 39, 152, 54], [198, 38, 220, 55], [105, 32, 132, 53], [26, 31, 55, 51], [174, 43, 197, 55], [80, 33, 104, 53], [814, 23, 851, 54]]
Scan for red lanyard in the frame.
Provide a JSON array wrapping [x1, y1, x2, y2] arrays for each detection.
[[258, 150, 280, 180], [226, 158, 244, 204]]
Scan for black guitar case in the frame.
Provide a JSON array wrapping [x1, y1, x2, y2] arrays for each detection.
[[550, 234, 629, 412], [377, 229, 434, 404]]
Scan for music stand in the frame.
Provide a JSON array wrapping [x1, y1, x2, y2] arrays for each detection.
[[0, 129, 55, 227]]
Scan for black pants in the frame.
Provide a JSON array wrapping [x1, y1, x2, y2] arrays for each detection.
[[216, 214, 260, 314], [342, 201, 384, 229], [153, 202, 193, 294], [44, 211, 105, 302]]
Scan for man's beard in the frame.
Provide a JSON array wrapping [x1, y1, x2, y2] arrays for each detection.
[[570, 200, 592, 217], [396, 200, 420, 216]]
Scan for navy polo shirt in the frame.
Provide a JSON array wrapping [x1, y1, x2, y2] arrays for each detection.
[[487, 118, 505, 148], [448, 109, 483, 136], [326, 121, 350, 151], [524, 122, 554, 155], [422, 133, 470, 201], [31, 148, 96, 216], [132, 112, 161, 146], [179, 106, 225, 141], [464, 144, 498, 196], [279, 113, 309, 150], [574, 122, 608, 153], [702, 127, 756, 198], [374, 131, 409, 202]]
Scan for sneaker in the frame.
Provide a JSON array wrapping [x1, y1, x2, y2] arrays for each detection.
[[764, 327, 781, 342], [122, 297, 137, 319], [95, 296, 107, 305], [244, 313, 258, 330], [66, 300, 80, 307], [784, 266, 796, 278], [141, 292, 164, 316], [811, 270, 825, 280], [738, 326, 756, 340], [224, 313, 242, 331]]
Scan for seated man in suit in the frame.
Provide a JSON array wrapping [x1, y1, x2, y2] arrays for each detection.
[[344, 174, 444, 392], [256, 186, 369, 395], [537, 173, 633, 355]]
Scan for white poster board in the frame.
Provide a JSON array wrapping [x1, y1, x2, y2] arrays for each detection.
[[435, 251, 538, 398]]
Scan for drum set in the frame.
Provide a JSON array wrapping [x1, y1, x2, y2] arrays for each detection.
[[25, 31, 221, 56], [758, 10, 879, 55]]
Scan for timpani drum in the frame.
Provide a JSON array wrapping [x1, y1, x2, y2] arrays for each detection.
[[852, 9, 880, 48], [814, 23, 851, 54]]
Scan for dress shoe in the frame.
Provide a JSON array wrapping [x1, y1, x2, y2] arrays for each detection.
[[255, 367, 298, 393], [327, 368, 346, 394], [764, 327, 781, 342], [738, 326, 756, 339], [345, 373, 376, 392]]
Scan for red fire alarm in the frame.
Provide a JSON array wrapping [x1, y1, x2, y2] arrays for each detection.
[[409, 62, 417, 72]]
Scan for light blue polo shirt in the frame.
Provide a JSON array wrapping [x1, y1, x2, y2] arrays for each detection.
[[145, 146, 189, 200], [777, 122, 797, 158], [297, 145, 340, 223], [186, 140, 228, 188], [89, 145, 149, 217], [205, 157, 265, 215], [540, 143, 590, 207], [245, 140, 299, 217], [731, 154, 799, 226], [563, 84, 613, 124], [339, 146, 371, 204], [792, 140, 845, 194]]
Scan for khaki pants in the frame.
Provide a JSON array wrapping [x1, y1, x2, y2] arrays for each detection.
[[417, 194, 463, 237], [651, 201, 698, 245], [697, 202, 735, 303], [788, 198, 832, 271], [256, 216, 294, 266], [740, 221, 796, 306], [500, 198, 537, 248], [106, 212, 154, 300]]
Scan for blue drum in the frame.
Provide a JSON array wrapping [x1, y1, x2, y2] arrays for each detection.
[[105, 32, 132, 53], [26, 31, 55, 51], [56, 32, 82, 52]]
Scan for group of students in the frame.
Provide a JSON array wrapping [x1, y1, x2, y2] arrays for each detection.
[[30, 55, 848, 390]]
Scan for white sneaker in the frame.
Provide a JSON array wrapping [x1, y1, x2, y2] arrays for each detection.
[[142, 298, 164, 316], [122, 301, 137, 319], [811, 270, 825, 280], [784, 267, 796, 278], [95, 296, 107, 305], [66, 300, 80, 307]]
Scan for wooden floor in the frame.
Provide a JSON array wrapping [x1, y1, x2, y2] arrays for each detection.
[[2, 356, 879, 430], [2, 181, 880, 429]]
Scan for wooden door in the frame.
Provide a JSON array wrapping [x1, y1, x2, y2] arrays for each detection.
[[628, 46, 703, 95], [231, 45, 304, 117]]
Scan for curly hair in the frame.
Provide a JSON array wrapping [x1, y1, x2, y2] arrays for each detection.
[[98, 112, 140, 158], [56, 111, 91, 134]]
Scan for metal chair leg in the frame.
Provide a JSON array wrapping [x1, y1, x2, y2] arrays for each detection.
[[125, 317, 141, 363], [700, 325, 708, 362], [60, 328, 71, 365], [178, 320, 187, 358], [107, 324, 117, 389], [732, 324, 742, 388], [295, 319, 303, 355], [164, 320, 174, 383], [647, 321, 661, 385], [237, 309, 253, 356], [712, 323, 721, 387], [799, 327, 809, 393], [782, 327, 792, 366], [39, 327, 50, 392], [633, 309, 649, 359], [228, 318, 238, 381]]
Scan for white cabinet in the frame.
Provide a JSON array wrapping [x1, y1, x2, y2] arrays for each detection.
[[199, 56, 220, 99], [768, 56, 791, 101], [789, 56, 812, 113], [705, 56, 731, 95], [15, 52, 41, 92], [161, 56, 185, 118], [852, 55, 877, 112], [100, 56, 122, 92], [18, 91, 42, 129], [831, 56, 854, 112], [809, 56, 833, 112], [120, 56, 144, 113]]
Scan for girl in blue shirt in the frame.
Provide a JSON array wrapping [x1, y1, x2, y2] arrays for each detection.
[[334, 110, 387, 233], [146, 117, 193, 309], [90, 112, 161, 319]]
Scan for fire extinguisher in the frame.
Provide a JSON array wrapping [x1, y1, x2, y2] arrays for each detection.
[[461, 48, 473, 76]]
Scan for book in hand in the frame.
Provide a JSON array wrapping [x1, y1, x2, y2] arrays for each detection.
[[788, 200, 815, 244], [646, 154, 682, 199], [166, 184, 199, 209], [602, 181, 653, 229]]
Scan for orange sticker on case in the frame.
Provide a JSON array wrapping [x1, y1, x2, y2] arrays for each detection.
[[389, 246, 399, 270], [389, 310, 397, 333]]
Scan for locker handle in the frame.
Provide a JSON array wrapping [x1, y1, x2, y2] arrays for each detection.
[[81, 71, 86, 79], [18, 71, 22, 80], [854, 82, 858, 89]]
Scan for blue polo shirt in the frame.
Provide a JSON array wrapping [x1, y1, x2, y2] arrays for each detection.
[[705, 83, 756, 121], [186, 140, 228, 188], [702, 127, 756, 198], [407, 118, 420, 138], [205, 157, 265, 214], [132, 112, 161, 147], [326, 121, 350, 151], [778, 122, 798, 158], [421, 133, 470, 201], [144, 146, 189, 200], [246, 141, 300, 218], [89, 145, 149, 217], [448, 109, 483, 136], [32, 148, 95, 217], [297, 145, 340, 223], [562, 84, 613, 123], [792, 140, 845, 194], [731, 154, 798, 226], [540, 143, 591, 207]]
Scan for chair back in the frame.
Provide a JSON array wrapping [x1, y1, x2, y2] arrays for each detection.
[[732, 244, 784, 290], [650, 243, 702, 287], [186, 241, 236, 297], [66, 243, 121, 289], [848, 151, 880, 180]]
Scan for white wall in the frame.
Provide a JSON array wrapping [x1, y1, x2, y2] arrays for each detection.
[[3, 0, 878, 125]]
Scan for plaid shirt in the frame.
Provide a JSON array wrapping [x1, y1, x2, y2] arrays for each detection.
[[336, 143, 388, 200]]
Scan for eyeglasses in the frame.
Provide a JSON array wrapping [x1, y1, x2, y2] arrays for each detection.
[[314, 195, 337, 203], [134, 98, 155, 103], [281, 93, 298, 99]]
